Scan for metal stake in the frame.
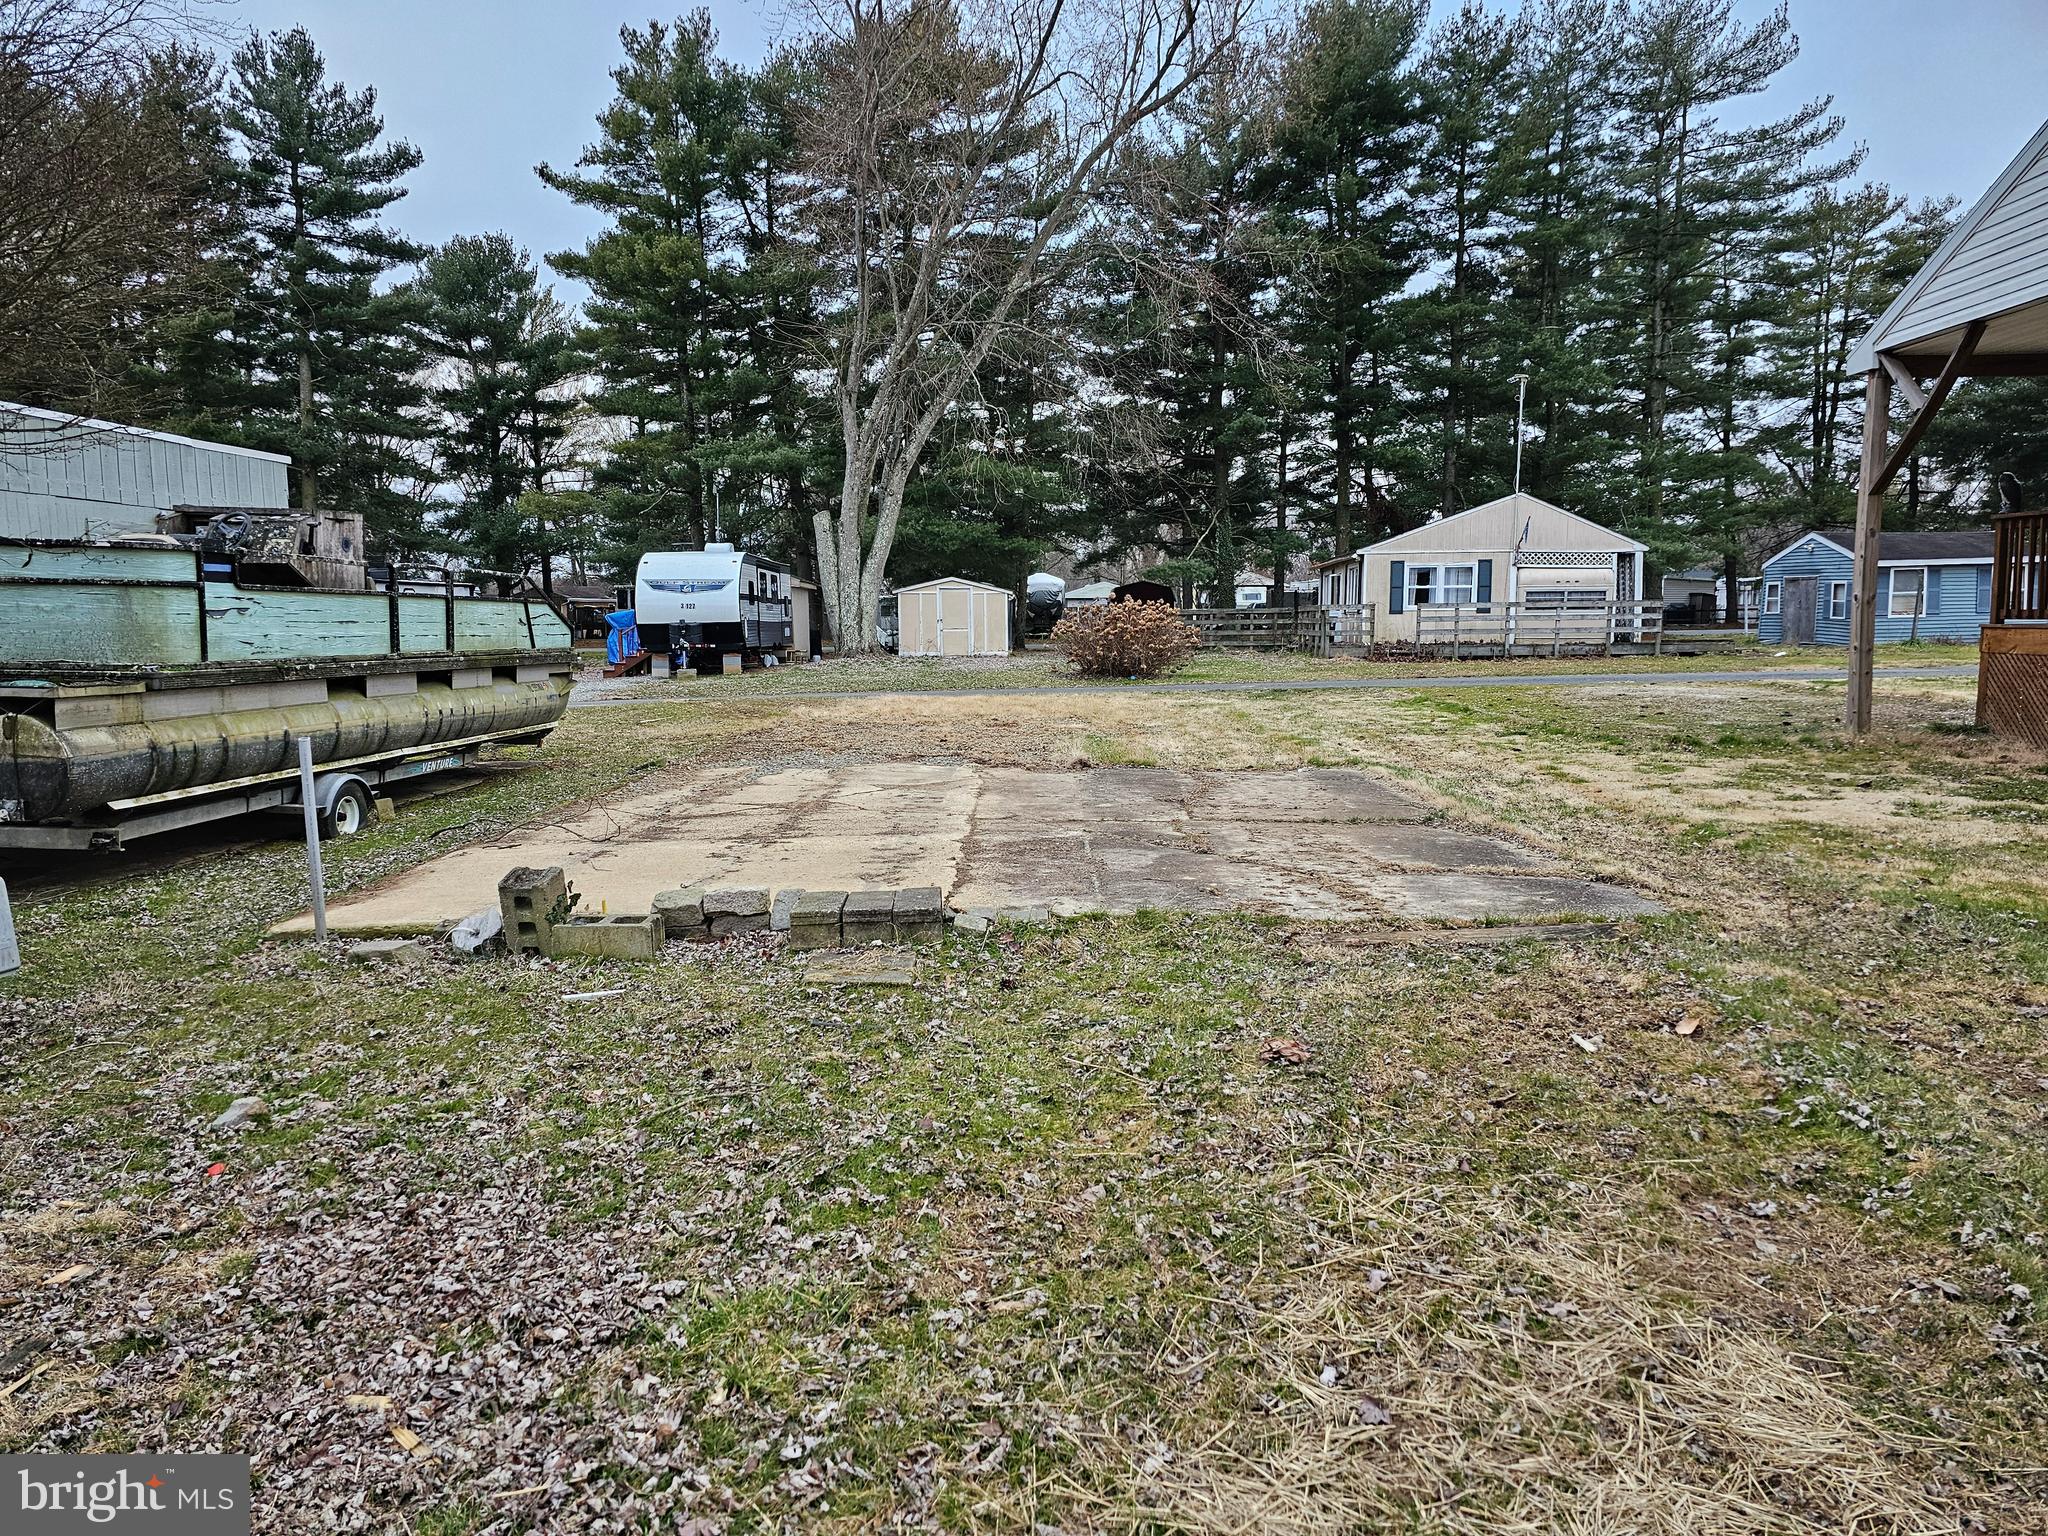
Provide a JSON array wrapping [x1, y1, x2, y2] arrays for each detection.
[[297, 735, 327, 941]]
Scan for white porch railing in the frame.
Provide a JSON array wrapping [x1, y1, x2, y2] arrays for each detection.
[[1411, 599, 1665, 657]]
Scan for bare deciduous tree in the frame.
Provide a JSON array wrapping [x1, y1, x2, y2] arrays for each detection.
[[792, 0, 1250, 652], [0, 1, 227, 413]]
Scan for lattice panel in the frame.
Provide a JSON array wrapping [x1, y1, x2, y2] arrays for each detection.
[[1978, 651, 2048, 748], [1513, 551, 1608, 568]]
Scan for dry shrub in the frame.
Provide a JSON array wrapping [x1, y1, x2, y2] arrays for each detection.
[[1051, 600, 1201, 678]]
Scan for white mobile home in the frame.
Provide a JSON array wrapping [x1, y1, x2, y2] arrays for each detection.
[[1317, 492, 1647, 644], [0, 402, 289, 540]]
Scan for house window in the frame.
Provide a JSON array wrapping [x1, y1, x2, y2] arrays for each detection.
[[1888, 567, 1926, 619], [1763, 581, 1782, 615], [1408, 563, 1476, 607], [1827, 580, 1847, 621]]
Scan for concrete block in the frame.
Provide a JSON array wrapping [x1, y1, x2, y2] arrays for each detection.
[[952, 908, 994, 935], [893, 886, 945, 943], [373, 795, 397, 823], [549, 912, 660, 960], [364, 672, 418, 697], [841, 889, 896, 945], [346, 937, 429, 967], [704, 887, 769, 919], [500, 865, 569, 957], [721, 653, 743, 675], [770, 888, 803, 932], [652, 886, 710, 942], [706, 887, 771, 938], [786, 890, 846, 951]]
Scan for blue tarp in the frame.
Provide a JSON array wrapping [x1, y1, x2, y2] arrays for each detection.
[[605, 609, 639, 666]]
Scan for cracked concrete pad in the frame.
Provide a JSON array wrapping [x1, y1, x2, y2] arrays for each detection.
[[279, 762, 1657, 934], [1189, 768, 1431, 824], [1367, 873, 1664, 922]]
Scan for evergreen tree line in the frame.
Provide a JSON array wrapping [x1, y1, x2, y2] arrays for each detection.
[[4, 0, 2042, 620]]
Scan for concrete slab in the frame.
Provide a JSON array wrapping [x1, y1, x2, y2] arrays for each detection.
[[282, 764, 1655, 934], [1367, 874, 1664, 922]]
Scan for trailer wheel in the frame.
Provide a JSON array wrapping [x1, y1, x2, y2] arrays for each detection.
[[319, 779, 373, 840]]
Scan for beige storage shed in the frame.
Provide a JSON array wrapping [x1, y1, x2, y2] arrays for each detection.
[[895, 577, 1013, 657]]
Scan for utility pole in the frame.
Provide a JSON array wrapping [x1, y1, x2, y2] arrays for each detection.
[[1509, 373, 1530, 495]]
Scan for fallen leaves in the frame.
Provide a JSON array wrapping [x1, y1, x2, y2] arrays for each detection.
[[1261, 1036, 1313, 1066]]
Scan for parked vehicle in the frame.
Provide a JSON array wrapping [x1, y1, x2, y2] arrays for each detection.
[[634, 544, 794, 671]]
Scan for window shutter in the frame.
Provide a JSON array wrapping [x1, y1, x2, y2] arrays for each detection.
[[1389, 560, 1405, 615], [1476, 558, 1493, 604]]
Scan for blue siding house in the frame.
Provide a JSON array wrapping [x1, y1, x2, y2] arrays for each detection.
[[1757, 527, 1993, 644]]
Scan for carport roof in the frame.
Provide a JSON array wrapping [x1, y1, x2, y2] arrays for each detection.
[[1846, 117, 2048, 375]]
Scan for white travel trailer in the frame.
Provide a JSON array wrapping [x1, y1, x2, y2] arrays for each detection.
[[635, 543, 794, 669]]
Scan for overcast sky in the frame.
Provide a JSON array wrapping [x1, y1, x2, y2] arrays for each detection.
[[232, 0, 2048, 300]]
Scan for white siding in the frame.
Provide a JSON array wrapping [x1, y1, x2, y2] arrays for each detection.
[[0, 406, 289, 539], [1848, 119, 2048, 368]]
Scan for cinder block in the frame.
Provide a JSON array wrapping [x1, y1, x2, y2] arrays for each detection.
[[652, 886, 710, 942], [841, 889, 896, 945], [786, 890, 846, 951], [892, 886, 946, 943], [549, 912, 660, 960], [499, 865, 569, 957]]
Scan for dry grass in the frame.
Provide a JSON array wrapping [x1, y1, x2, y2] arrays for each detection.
[[1061, 1161, 1957, 1535]]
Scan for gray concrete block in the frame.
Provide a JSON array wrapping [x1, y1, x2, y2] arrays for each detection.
[[951, 908, 994, 934], [770, 888, 803, 932], [786, 890, 847, 952], [710, 911, 770, 939], [704, 887, 770, 919], [652, 886, 710, 942], [346, 937, 429, 967], [892, 886, 944, 920], [892, 886, 945, 943], [499, 865, 568, 957], [841, 888, 896, 945], [549, 912, 661, 960]]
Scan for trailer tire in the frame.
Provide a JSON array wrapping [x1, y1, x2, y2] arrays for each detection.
[[318, 779, 373, 840]]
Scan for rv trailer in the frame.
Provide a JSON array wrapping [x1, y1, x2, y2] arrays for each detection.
[[634, 544, 794, 671]]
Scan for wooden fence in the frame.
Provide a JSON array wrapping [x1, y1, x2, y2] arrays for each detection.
[[1181, 604, 1376, 657], [1412, 599, 1665, 658]]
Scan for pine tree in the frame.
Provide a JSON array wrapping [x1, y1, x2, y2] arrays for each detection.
[[1488, 0, 1622, 510], [413, 233, 584, 588], [1264, 0, 1427, 553], [1406, 2, 1521, 517], [1599, 0, 1846, 548], [540, 13, 749, 568], [227, 26, 430, 541]]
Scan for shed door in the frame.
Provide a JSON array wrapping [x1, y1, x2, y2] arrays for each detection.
[[1782, 576, 1817, 644], [939, 587, 973, 655]]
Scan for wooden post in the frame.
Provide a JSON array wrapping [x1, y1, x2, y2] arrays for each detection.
[[1846, 367, 1890, 734]]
